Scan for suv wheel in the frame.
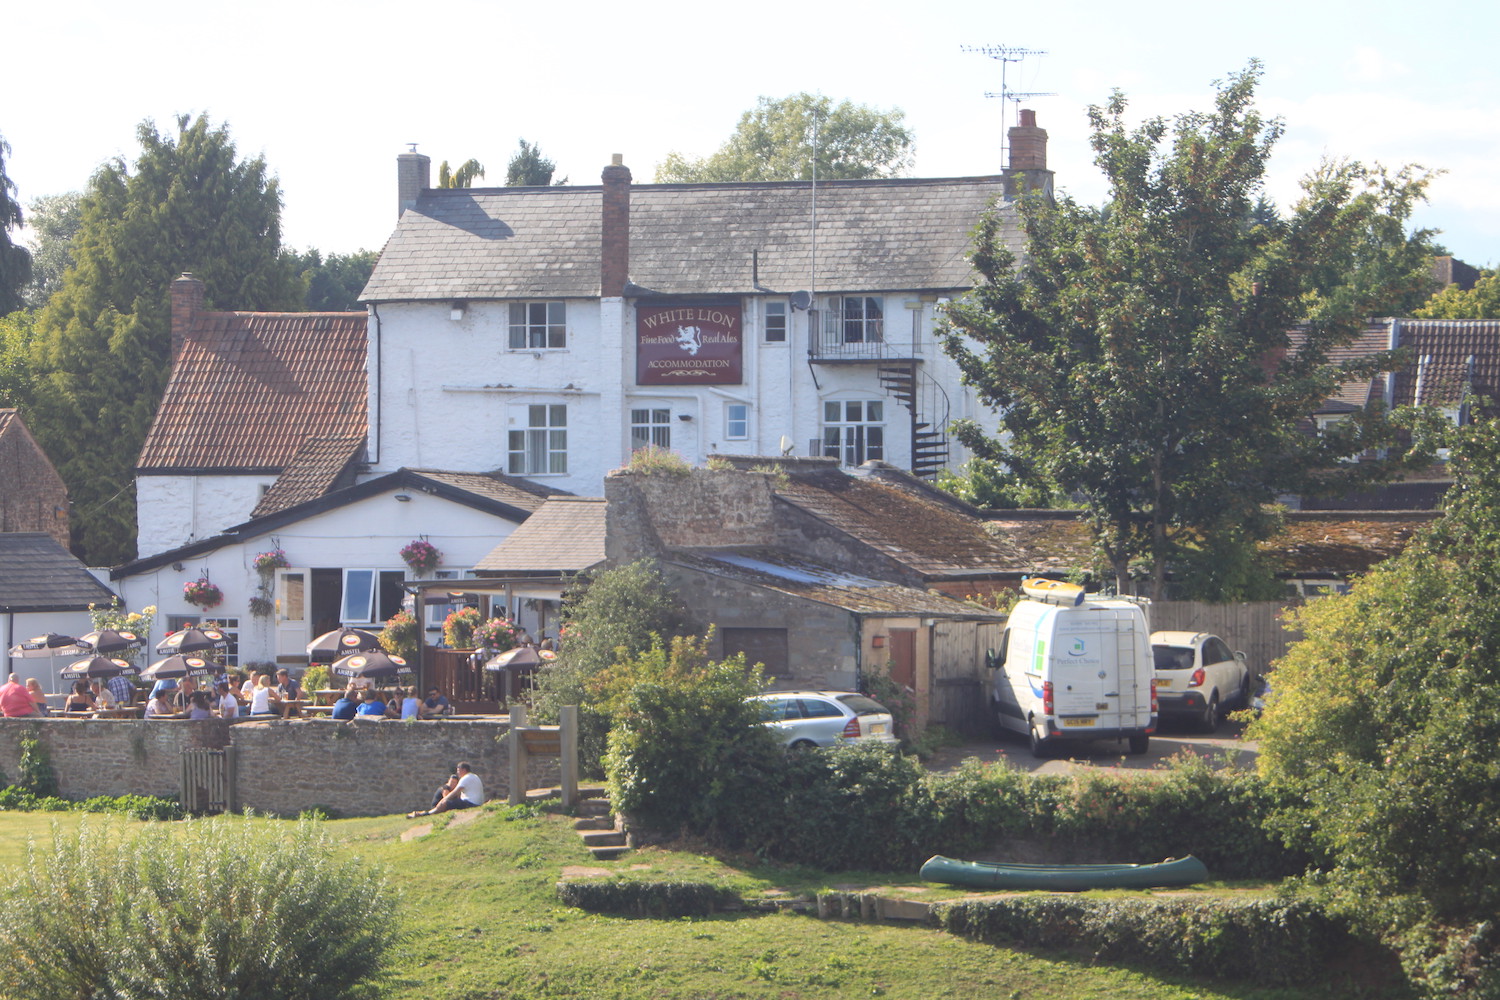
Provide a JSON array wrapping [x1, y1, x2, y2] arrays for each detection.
[[1199, 693, 1220, 733]]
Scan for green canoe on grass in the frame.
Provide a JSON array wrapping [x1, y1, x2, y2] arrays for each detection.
[[919, 854, 1209, 891]]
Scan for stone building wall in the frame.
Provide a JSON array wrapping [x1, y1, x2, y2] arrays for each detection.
[[0, 717, 559, 818]]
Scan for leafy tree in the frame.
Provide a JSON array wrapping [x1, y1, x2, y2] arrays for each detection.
[[505, 139, 564, 186], [1251, 417, 1500, 991], [22, 191, 81, 308], [655, 93, 914, 183], [25, 114, 299, 565], [1416, 268, 1500, 319], [0, 132, 31, 315], [940, 63, 1442, 598], [0, 308, 37, 407], [286, 247, 377, 311], [935, 456, 1063, 510], [437, 158, 485, 188]]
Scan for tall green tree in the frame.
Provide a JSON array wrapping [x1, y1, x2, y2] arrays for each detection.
[[1416, 268, 1500, 319], [0, 132, 31, 315], [505, 139, 561, 186], [22, 191, 82, 308], [286, 248, 377, 311], [655, 93, 914, 183], [27, 114, 299, 565], [437, 158, 485, 188], [941, 63, 1443, 598]]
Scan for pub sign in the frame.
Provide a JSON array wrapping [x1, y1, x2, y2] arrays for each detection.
[[636, 303, 743, 385]]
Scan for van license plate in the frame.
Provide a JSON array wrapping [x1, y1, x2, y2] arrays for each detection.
[[1061, 718, 1095, 728]]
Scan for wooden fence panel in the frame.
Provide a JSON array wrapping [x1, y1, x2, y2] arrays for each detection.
[[1149, 601, 1304, 678]]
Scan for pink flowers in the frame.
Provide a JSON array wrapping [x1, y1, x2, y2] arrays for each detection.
[[400, 539, 441, 573], [182, 577, 223, 610]]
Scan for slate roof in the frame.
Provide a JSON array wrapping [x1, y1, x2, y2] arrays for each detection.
[[0, 533, 117, 612], [671, 549, 1006, 619], [473, 497, 606, 574], [138, 311, 368, 472], [251, 435, 365, 517], [1389, 318, 1500, 409], [361, 176, 1021, 302], [772, 465, 1017, 579]]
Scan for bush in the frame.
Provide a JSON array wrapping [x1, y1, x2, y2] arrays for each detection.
[[557, 879, 740, 917], [0, 815, 399, 1000]]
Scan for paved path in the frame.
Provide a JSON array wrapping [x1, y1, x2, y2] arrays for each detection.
[[923, 717, 1258, 777]]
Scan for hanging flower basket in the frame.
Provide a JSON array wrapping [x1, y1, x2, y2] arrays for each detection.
[[248, 595, 274, 618], [400, 539, 441, 574], [443, 607, 482, 649], [252, 548, 290, 576], [183, 577, 223, 610]]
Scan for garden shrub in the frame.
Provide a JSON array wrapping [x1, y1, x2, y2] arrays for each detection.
[[0, 815, 399, 1000], [556, 879, 740, 917]]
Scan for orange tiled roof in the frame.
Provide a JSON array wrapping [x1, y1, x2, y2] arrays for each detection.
[[138, 311, 367, 471]]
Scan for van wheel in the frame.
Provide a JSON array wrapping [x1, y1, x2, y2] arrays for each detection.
[[1199, 694, 1220, 733], [1028, 719, 1051, 758], [1128, 734, 1150, 755]]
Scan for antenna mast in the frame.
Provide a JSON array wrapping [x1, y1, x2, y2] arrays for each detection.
[[962, 45, 1049, 166]]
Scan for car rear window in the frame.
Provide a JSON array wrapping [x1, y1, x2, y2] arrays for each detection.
[[1153, 646, 1195, 671], [836, 694, 887, 716]]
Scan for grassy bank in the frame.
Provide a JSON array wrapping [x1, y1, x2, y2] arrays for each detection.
[[0, 805, 1403, 999]]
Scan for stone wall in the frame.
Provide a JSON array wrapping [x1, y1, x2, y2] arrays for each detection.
[[0, 717, 560, 819]]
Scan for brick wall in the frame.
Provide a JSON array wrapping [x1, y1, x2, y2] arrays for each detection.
[[0, 717, 559, 819], [0, 411, 71, 548]]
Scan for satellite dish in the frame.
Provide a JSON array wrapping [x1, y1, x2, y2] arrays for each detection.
[[789, 290, 812, 311], [779, 435, 794, 456]]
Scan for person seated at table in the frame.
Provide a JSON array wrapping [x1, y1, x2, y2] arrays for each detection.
[[356, 689, 387, 718], [217, 678, 239, 719], [420, 687, 451, 719], [187, 691, 215, 720], [90, 679, 115, 710], [0, 675, 36, 717], [382, 690, 403, 719], [248, 673, 278, 716], [25, 678, 50, 716], [150, 678, 178, 702], [399, 687, 422, 720], [407, 761, 484, 818], [239, 673, 257, 701], [170, 676, 199, 713], [330, 684, 360, 721], [144, 689, 177, 719], [106, 671, 135, 706], [64, 680, 97, 713], [275, 667, 301, 701]]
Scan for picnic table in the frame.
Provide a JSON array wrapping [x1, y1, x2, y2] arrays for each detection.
[[94, 705, 145, 719]]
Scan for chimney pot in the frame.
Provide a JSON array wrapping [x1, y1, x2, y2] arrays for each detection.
[[1005, 109, 1053, 200], [170, 273, 206, 364], [601, 156, 632, 297], [397, 149, 431, 218]]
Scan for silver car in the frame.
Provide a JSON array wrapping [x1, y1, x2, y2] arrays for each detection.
[[752, 690, 899, 748]]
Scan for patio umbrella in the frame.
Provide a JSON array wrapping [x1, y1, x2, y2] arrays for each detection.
[[60, 656, 139, 680], [307, 627, 385, 663], [155, 627, 229, 655], [483, 646, 555, 671], [329, 650, 411, 680], [74, 629, 145, 655], [8, 633, 81, 657], [141, 654, 219, 681]]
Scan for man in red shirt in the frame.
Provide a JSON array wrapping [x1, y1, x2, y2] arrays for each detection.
[[0, 674, 38, 717]]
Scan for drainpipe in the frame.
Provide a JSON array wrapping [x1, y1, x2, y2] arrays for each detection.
[[369, 303, 382, 464]]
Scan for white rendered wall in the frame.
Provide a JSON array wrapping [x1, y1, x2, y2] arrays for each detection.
[[118, 488, 525, 666], [136, 474, 276, 554]]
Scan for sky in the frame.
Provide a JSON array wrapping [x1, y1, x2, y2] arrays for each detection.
[[8, 0, 1499, 268]]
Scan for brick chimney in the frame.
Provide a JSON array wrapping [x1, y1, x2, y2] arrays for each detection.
[[170, 273, 205, 363], [397, 148, 431, 217], [601, 154, 631, 297], [1004, 109, 1054, 200]]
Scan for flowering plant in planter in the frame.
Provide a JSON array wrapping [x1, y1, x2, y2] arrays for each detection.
[[442, 607, 483, 649], [379, 610, 420, 661], [400, 539, 441, 574], [183, 577, 223, 610], [472, 617, 518, 652], [252, 548, 290, 575], [248, 595, 274, 618]]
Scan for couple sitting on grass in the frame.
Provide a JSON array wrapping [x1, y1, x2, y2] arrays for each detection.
[[407, 761, 484, 819]]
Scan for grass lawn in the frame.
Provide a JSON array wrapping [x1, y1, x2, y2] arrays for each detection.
[[0, 806, 1397, 1000]]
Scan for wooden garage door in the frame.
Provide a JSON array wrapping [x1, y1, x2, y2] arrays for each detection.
[[721, 628, 789, 676]]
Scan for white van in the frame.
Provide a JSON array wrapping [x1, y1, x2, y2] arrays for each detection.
[[987, 581, 1157, 756]]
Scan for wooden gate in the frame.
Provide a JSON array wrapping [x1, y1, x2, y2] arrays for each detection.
[[180, 747, 236, 815], [928, 620, 1006, 737]]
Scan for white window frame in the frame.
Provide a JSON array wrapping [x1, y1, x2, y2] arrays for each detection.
[[764, 301, 788, 343], [725, 403, 749, 440], [340, 569, 407, 626], [508, 301, 567, 350], [822, 399, 885, 466], [823, 296, 884, 344], [630, 406, 672, 451], [508, 403, 568, 476]]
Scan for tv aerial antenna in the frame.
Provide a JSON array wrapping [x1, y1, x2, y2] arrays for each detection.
[[962, 45, 1051, 165]]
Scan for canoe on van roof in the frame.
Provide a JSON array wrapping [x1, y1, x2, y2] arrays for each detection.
[[1021, 577, 1087, 606], [919, 854, 1209, 891]]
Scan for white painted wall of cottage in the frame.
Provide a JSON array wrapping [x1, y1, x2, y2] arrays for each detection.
[[137, 475, 276, 554], [366, 295, 996, 494], [118, 488, 524, 666]]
